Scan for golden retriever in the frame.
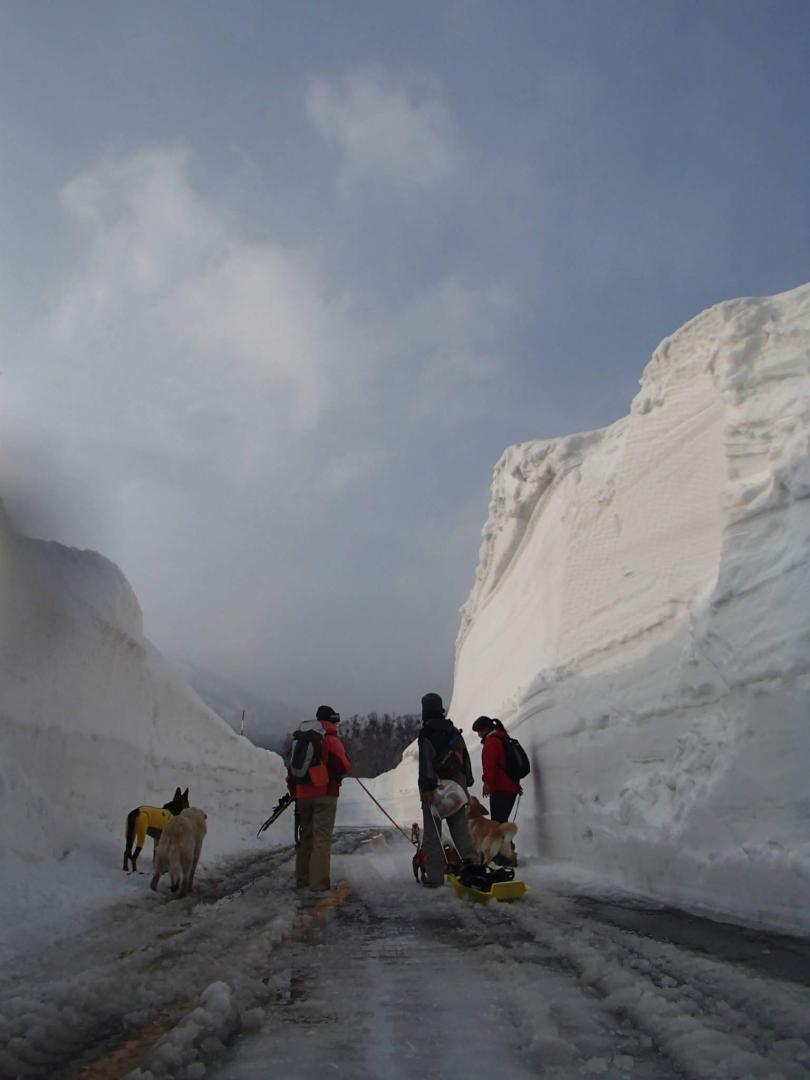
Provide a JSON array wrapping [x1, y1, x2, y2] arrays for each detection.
[[465, 796, 517, 865]]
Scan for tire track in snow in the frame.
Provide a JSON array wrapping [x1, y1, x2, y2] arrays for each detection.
[[209, 848, 674, 1080], [484, 892, 810, 1079], [0, 845, 299, 1079], [3, 833, 809, 1080]]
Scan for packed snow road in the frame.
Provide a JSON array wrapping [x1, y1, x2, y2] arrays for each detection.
[[1, 830, 809, 1080]]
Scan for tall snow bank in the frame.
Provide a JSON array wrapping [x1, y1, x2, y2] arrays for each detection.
[[0, 504, 285, 864], [449, 283, 810, 932]]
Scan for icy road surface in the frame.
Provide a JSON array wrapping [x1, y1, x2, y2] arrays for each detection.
[[1, 829, 809, 1080]]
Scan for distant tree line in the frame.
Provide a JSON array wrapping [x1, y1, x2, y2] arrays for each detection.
[[339, 713, 421, 777], [280, 712, 421, 778]]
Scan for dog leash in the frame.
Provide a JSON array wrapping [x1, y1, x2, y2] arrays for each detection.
[[353, 777, 416, 846]]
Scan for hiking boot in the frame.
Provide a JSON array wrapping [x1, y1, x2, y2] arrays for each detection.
[[459, 864, 492, 892], [492, 853, 512, 867]]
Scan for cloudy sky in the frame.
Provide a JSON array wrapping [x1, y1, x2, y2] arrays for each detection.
[[2, 1, 809, 716]]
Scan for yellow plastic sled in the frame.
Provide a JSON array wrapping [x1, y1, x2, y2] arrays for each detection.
[[446, 873, 528, 903]]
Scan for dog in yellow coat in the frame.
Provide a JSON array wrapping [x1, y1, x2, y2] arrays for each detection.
[[123, 787, 189, 872]]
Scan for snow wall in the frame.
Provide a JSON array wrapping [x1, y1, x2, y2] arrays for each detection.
[[356, 284, 810, 934], [0, 508, 286, 865]]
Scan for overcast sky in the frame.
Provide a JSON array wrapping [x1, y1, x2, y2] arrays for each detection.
[[2, 1, 809, 716]]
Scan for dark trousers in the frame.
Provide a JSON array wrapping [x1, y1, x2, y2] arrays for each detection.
[[489, 791, 517, 823], [421, 799, 477, 886], [295, 796, 338, 891]]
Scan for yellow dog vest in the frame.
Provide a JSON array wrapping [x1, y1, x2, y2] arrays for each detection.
[[133, 806, 174, 847]]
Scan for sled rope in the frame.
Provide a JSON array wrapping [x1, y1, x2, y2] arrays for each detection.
[[352, 777, 415, 845]]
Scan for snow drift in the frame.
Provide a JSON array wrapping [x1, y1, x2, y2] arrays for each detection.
[[0, 504, 286, 868], [359, 284, 810, 934], [453, 283, 810, 932]]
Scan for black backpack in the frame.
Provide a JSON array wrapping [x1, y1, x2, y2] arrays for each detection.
[[288, 728, 324, 783], [435, 729, 469, 780], [503, 735, 530, 781]]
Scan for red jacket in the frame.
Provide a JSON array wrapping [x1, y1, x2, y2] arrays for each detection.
[[481, 728, 521, 795], [288, 720, 351, 799]]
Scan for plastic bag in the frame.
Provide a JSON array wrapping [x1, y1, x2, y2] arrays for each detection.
[[431, 779, 468, 819]]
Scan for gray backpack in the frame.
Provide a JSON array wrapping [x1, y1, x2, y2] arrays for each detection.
[[288, 729, 324, 782]]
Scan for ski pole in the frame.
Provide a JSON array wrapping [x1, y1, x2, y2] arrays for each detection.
[[511, 794, 521, 822], [353, 777, 416, 846]]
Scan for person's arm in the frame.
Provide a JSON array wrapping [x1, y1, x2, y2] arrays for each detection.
[[325, 735, 351, 781], [462, 738, 474, 788], [418, 735, 437, 799], [481, 736, 496, 792]]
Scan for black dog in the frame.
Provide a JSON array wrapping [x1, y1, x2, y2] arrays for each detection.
[[123, 787, 189, 872]]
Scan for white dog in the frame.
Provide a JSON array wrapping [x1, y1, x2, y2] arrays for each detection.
[[150, 807, 207, 896]]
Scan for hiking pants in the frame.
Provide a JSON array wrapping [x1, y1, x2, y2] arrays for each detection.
[[295, 795, 338, 891], [421, 798, 478, 887], [489, 791, 517, 823]]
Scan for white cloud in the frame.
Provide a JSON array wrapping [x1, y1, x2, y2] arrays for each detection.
[[47, 147, 363, 440], [306, 67, 462, 189], [2, 138, 521, 713], [7, 144, 518, 518], [10, 143, 516, 510], [394, 275, 518, 418], [321, 447, 388, 493], [164, 243, 357, 430], [54, 148, 224, 341]]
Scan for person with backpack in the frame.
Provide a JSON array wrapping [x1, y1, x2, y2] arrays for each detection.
[[286, 705, 351, 892], [417, 692, 478, 887], [472, 715, 529, 820]]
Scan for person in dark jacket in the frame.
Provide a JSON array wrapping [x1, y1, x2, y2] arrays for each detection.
[[471, 715, 522, 823], [287, 705, 351, 892], [417, 692, 478, 887]]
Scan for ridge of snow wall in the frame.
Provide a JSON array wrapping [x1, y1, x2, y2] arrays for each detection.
[[0, 515, 285, 861], [451, 283, 810, 933]]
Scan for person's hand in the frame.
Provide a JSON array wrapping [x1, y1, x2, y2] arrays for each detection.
[[482, 784, 490, 797], [422, 788, 435, 804], [517, 785, 523, 796]]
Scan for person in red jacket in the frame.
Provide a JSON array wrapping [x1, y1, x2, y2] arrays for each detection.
[[287, 705, 351, 892], [471, 715, 522, 824]]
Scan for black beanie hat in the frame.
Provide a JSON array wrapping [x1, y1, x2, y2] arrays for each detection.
[[421, 692, 445, 719], [316, 705, 340, 722]]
